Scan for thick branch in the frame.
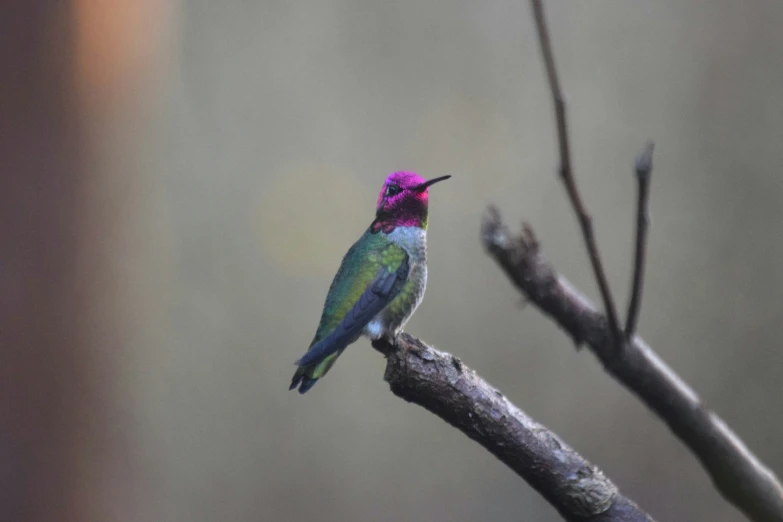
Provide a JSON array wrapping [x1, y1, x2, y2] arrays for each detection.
[[372, 334, 655, 522], [529, 0, 623, 350], [482, 208, 783, 522]]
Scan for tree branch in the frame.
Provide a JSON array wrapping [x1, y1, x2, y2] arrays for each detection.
[[481, 208, 783, 522], [529, 0, 623, 351], [372, 334, 655, 522], [624, 142, 654, 339]]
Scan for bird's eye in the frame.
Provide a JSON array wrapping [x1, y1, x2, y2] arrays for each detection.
[[386, 184, 401, 197]]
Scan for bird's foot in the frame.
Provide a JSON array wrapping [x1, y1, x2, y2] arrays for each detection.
[[371, 333, 399, 356], [371, 338, 391, 356]]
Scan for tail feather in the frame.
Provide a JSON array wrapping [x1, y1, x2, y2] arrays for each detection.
[[288, 371, 304, 391], [289, 349, 344, 394], [296, 376, 318, 394], [289, 369, 318, 394]]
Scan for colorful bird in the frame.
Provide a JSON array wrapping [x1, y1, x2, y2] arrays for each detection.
[[290, 171, 451, 393]]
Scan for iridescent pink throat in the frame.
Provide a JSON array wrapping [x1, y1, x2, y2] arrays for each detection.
[[371, 202, 428, 233]]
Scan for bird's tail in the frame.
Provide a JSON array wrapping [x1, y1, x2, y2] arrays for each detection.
[[289, 349, 344, 394]]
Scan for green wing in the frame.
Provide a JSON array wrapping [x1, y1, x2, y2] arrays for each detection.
[[315, 232, 407, 338], [290, 231, 409, 393]]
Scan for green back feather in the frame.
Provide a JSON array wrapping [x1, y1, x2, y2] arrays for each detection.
[[313, 230, 406, 342]]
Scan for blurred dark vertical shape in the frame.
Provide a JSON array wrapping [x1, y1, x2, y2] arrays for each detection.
[[0, 2, 112, 521]]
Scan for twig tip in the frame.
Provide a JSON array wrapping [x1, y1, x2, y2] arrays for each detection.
[[634, 141, 655, 180], [481, 205, 509, 250]]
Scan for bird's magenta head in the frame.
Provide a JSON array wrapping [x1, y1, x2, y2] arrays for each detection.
[[372, 171, 451, 233]]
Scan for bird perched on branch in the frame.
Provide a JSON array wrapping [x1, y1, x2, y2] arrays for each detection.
[[290, 171, 451, 393]]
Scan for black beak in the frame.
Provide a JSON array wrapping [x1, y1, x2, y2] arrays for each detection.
[[414, 175, 451, 192]]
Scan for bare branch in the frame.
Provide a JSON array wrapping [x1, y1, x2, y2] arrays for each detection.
[[482, 209, 783, 522], [372, 334, 655, 522], [624, 142, 654, 339], [529, 0, 623, 350]]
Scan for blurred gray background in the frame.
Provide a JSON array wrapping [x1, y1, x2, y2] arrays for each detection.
[[112, 1, 783, 520]]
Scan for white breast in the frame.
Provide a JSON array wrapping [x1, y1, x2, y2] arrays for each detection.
[[385, 226, 427, 262]]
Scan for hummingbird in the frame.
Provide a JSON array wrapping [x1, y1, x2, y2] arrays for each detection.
[[289, 171, 451, 394]]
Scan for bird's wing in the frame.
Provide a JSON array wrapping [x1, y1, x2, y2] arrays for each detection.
[[295, 253, 409, 367]]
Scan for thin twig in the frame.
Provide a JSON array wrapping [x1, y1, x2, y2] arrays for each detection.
[[529, 0, 623, 351], [624, 142, 654, 339], [482, 210, 783, 522], [372, 334, 655, 522]]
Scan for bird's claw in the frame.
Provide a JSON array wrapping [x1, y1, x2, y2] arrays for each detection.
[[371, 333, 400, 357]]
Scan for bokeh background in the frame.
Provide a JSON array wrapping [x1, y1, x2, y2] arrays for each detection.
[[3, 1, 783, 521]]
